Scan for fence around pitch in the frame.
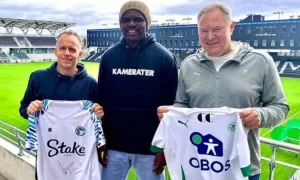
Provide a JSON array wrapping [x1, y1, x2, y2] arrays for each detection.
[[0, 120, 36, 156], [0, 120, 299, 180]]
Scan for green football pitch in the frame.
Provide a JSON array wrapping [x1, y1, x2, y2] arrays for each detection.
[[0, 61, 299, 180]]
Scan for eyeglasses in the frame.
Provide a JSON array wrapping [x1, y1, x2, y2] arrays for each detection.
[[121, 17, 145, 24]]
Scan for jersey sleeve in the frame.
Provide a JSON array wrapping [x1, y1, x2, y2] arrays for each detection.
[[150, 115, 168, 153], [230, 113, 251, 177], [25, 100, 50, 151], [92, 115, 106, 148], [25, 114, 38, 151], [82, 100, 106, 148]]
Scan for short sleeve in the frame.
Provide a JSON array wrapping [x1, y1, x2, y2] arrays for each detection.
[[151, 116, 168, 153], [231, 113, 251, 177]]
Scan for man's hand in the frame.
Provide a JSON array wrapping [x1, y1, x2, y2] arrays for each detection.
[[27, 100, 43, 115], [92, 103, 104, 118], [239, 108, 261, 129], [157, 106, 169, 121], [153, 152, 166, 175], [97, 145, 108, 167]]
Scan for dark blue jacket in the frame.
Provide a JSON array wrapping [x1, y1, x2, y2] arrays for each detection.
[[98, 34, 178, 154], [19, 62, 97, 119]]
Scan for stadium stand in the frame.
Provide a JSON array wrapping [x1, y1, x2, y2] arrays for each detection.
[[89, 52, 104, 61], [0, 36, 18, 47], [82, 47, 107, 62], [12, 53, 30, 60], [15, 37, 30, 47], [84, 51, 96, 60], [0, 53, 10, 63], [82, 49, 300, 77], [0, 17, 76, 63], [278, 60, 300, 77], [27, 53, 56, 61], [27, 37, 56, 46]]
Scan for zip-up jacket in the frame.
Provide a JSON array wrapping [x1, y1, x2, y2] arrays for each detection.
[[174, 41, 289, 175]]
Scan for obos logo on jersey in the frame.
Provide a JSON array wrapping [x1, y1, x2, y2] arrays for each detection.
[[75, 126, 86, 136], [189, 132, 230, 173]]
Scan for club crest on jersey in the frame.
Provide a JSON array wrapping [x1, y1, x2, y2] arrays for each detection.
[[227, 122, 236, 132], [75, 126, 86, 136]]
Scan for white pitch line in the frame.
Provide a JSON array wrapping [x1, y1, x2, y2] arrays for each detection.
[[261, 109, 300, 137]]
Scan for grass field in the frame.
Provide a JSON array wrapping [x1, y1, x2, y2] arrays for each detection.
[[0, 61, 299, 180]]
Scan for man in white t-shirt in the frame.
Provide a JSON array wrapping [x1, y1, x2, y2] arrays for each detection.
[[157, 2, 289, 180]]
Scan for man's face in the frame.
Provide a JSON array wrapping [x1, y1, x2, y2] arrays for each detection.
[[198, 8, 235, 57], [54, 34, 82, 70], [120, 10, 147, 44]]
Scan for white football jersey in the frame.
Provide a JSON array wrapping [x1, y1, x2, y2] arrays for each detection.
[[151, 107, 251, 180], [25, 100, 105, 180]]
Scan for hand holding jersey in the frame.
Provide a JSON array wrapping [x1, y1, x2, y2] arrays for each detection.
[[25, 100, 106, 180], [91, 103, 105, 118], [19, 30, 106, 180], [152, 107, 251, 180], [168, 3, 289, 179], [27, 101, 104, 119], [239, 108, 261, 129], [157, 106, 169, 120], [27, 100, 43, 115]]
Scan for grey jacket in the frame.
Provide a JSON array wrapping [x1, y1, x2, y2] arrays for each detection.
[[174, 41, 289, 175]]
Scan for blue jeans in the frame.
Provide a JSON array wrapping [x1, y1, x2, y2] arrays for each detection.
[[249, 174, 260, 180], [101, 150, 164, 180]]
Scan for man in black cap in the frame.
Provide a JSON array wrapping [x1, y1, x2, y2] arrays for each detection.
[[97, 0, 178, 179]]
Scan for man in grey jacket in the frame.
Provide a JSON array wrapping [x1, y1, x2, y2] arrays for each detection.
[[157, 2, 289, 180]]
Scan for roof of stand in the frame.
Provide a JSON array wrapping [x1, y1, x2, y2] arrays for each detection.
[[0, 17, 76, 35]]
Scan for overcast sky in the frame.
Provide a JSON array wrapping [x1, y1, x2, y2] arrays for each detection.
[[0, 0, 299, 36]]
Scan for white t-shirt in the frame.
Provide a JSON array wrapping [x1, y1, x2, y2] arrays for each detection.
[[151, 107, 251, 180], [25, 100, 105, 180], [205, 43, 240, 72]]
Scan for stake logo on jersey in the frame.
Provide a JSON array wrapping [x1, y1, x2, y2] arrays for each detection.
[[47, 139, 86, 157], [151, 107, 251, 180]]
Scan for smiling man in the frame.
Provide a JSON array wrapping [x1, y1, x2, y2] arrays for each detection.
[[157, 2, 289, 180], [97, 1, 178, 180], [20, 30, 103, 120], [19, 30, 104, 180]]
